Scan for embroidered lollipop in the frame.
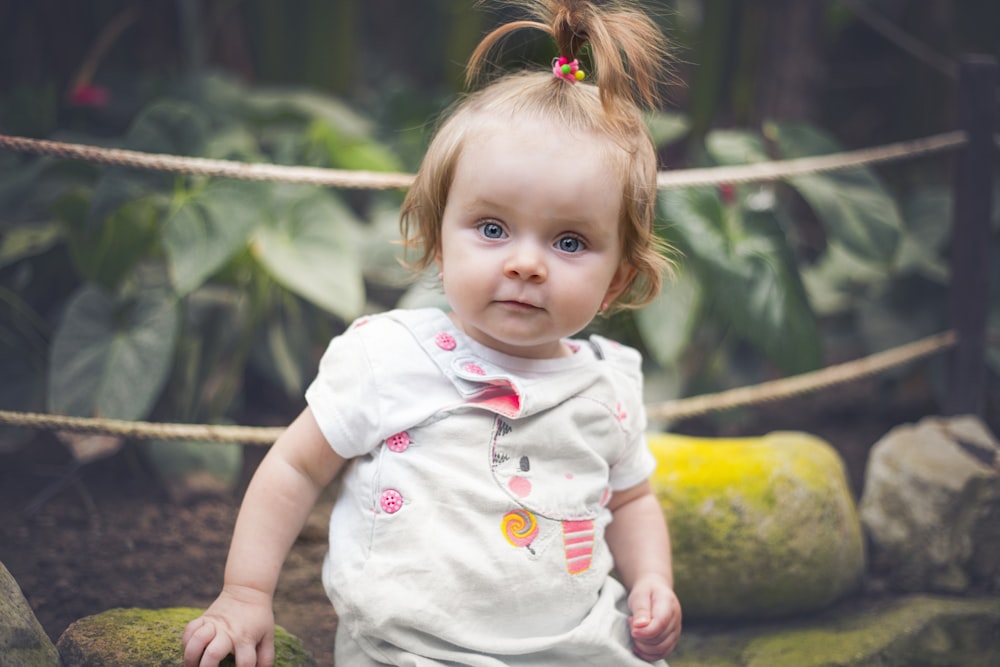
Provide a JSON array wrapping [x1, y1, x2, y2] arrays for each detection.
[[501, 509, 539, 549]]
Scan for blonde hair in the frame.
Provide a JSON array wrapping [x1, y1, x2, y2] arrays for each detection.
[[400, 0, 673, 309]]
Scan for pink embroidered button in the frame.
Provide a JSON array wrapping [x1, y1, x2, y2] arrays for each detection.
[[385, 431, 410, 452], [380, 489, 403, 514], [462, 362, 485, 376], [434, 332, 457, 351]]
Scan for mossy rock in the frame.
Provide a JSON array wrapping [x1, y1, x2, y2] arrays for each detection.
[[650, 431, 865, 620], [670, 594, 1000, 667], [55, 607, 316, 666]]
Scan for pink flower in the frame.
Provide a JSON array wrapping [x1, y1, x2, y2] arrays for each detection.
[[70, 84, 110, 107], [719, 183, 736, 205]]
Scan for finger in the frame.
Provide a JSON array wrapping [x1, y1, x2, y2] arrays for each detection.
[[630, 612, 665, 638], [256, 634, 276, 667], [233, 639, 258, 667], [633, 623, 681, 661], [628, 590, 653, 630], [182, 617, 204, 646], [183, 621, 216, 667], [201, 633, 236, 667]]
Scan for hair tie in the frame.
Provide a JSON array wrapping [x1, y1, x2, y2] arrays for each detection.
[[552, 56, 586, 83]]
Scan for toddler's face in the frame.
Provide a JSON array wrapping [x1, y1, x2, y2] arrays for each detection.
[[436, 117, 631, 359]]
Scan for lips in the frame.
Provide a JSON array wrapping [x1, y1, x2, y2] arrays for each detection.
[[497, 299, 542, 311], [496, 297, 541, 309]]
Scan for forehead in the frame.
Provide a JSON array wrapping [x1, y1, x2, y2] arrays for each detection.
[[451, 117, 625, 222]]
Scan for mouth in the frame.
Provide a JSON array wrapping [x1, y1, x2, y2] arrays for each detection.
[[497, 299, 542, 311]]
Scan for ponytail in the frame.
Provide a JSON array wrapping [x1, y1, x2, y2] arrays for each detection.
[[467, 0, 669, 116]]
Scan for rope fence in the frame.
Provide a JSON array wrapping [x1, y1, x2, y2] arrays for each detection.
[[646, 330, 957, 422], [0, 330, 960, 444], [0, 116, 992, 443], [0, 130, 978, 192]]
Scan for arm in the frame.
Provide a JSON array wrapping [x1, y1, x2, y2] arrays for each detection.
[[606, 480, 682, 662], [182, 407, 346, 667]]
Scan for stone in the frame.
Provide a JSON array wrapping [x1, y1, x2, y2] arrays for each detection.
[[859, 415, 1000, 594], [669, 594, 1000, 667], [649, 431, 865, 620], [55, 607, 316, 666], [0, 560, 59, 667]]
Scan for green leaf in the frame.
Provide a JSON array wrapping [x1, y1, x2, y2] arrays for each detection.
[[0, 222, 63, 269], [896, 185, 951, 282], [243, 86, 373, 139], [644, 111, 690, 149], [48, 283, 179, 420], [397, 269, 450, 312], [635, 268, 701, 369], [166, 285, 253, 419], [251, 185, 364, 321], [768, 121, 903, 265], [705, 129, 769, 165], [361, 201, 411, 289], [660, 187, 821, 373], [249, 294, 314, 399], [162, 180, 264, 295], [64, 193, 162, 290], [308, 121, 403, 173], [89, 101, 209, 225], [801, 242, 889, 316]]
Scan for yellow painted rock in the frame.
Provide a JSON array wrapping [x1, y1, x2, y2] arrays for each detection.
[[649, 431, 865, 621]]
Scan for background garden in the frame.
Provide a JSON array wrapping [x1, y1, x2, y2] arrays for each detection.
[[0, 1, 998, 663]]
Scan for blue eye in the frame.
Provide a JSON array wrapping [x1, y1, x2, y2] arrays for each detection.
[[479, 221, 505, 239], [556, 235, 584, 253]]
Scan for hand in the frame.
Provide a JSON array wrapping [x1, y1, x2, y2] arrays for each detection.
[[627, 574, 682, 662], [182, 585, 276, 667]]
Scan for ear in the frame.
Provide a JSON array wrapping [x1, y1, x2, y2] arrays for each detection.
[[602, 262, 636, 307]]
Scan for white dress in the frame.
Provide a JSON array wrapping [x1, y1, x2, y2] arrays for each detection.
[[305, 308, 666, 666]]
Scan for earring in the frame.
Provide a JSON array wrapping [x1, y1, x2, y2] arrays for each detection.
[[438, 271, 443, 281], [600, 300, 610, 312]]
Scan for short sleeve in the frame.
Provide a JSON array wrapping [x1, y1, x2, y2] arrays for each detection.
[[591, 335, 657, 491], [304, 323, 382, 459], [608, 427, 657, 491]]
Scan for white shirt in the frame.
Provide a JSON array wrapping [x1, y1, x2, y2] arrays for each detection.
[[306, 308, 664, 666]]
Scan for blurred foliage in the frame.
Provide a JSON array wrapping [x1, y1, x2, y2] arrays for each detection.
[[0, 0, 997, 465], [0, 72, 412, 467]]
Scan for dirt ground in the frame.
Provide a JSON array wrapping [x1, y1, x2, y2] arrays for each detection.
[[0, 377, 965, 666], [0, 435, 341, 665]]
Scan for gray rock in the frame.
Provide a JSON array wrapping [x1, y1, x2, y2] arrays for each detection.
[[55, 607, 316, 666], [860, 415, 1000, 593], [671, 594, 1000, 667], [0, 560, 59, 667]]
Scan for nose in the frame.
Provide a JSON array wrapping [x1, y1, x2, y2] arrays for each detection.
[[503, 242, 547, 282]]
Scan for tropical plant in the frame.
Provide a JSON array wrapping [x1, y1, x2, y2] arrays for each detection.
[[0, 72, 407, 479], [623, 116, 982, 413]]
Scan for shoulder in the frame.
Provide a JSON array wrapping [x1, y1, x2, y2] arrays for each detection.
[[314, 309, 444, 380], [341, 308, 443, 347], [586, 335, 643, 385]]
